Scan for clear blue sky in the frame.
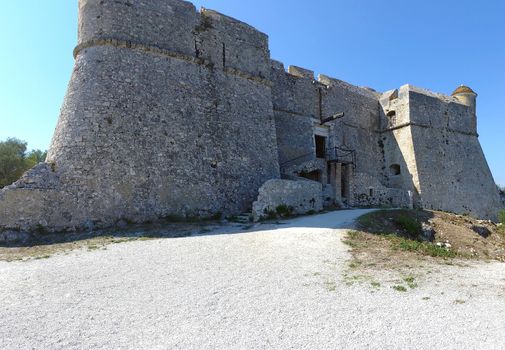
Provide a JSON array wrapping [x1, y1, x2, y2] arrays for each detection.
[[0, 0, 504, 185]]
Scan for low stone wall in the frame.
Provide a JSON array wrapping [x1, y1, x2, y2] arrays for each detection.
[[353, 172, 412, 208], [252, 179, 323, 221]]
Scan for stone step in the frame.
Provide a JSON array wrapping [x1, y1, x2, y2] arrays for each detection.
[[233, 213, 253, 223]]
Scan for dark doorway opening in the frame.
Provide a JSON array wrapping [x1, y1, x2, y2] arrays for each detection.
[[341, 166, 348, 198], [315, 135, 326, 158]]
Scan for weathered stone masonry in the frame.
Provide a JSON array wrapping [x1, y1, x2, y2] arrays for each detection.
[[0, 0, 502, 238]]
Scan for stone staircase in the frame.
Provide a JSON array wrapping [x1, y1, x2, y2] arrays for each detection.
[[231, 212, 253, 224]]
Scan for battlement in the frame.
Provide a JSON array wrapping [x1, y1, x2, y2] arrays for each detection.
[[77, 0, 270, 80], [380, 84, 477, 135], [78, 0, 199, 56]]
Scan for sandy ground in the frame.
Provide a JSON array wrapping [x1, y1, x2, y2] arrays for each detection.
[[1, 209, 504, 350]]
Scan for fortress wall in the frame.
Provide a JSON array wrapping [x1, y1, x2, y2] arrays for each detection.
[[270, 62, 319, 117], [270, 62, 318, 166], [274, 111, 314, 166], [317, 75, 383, 180], [407, 86, 476, 135], [270, 62, 385, 171], [50, 45, 279, 218], [379, 86, 421, 198], [379, 87, 410, 129], [318, 75, 380, 130], [0, 0, 280, 233], [407, 89, 501, 219], [270, 62, 392, 204], [197, 9, 270, 78]]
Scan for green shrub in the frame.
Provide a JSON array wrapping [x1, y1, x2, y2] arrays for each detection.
[[275, 204, 294, 217], [498, 210, 505, 225], [263, 209, 277, 220]]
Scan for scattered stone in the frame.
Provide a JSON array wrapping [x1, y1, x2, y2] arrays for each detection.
[[472, 225, 491, 238], [421, 222, 435, 242]]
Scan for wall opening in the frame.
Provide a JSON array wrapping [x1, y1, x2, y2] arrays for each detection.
[[390, 164, 401, 176], [386, 110, 396, 118], [341, 165, 352, 202], [222, 42, 226, 69], [327, 162, 332, 184], [300, 170, 321, 183], [315, 135, 326, 158]]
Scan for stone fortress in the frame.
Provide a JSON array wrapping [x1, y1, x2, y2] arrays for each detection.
[[0, 0, 502, 237]]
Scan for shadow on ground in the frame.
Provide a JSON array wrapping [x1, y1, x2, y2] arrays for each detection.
[[0, 209, 377, 261]]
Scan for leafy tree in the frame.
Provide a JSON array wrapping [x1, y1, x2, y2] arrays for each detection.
[[0, 138, 47, 188], [0, 138, 28, 188], [25, 149, 47, 168]]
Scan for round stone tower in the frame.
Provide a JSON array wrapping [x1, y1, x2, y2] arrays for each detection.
[[0, 0, 280, 233], [451, 85, 477, 115]]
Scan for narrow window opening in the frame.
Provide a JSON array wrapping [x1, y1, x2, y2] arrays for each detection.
[[222, 42, 226, 69], [369, 188, 374, 197], [390, 164, 401, 176], [194, 39, 200, 58], [318, 88, 323, 120]]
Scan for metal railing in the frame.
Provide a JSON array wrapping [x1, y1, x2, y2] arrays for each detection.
[[280, 146, 356, 170], [326, 146, 356, 167]]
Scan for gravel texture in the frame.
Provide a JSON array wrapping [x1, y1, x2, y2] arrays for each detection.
[[1, 209, 505, 349]]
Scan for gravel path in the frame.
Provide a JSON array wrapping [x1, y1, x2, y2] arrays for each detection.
[[1, 209, 505, 349]]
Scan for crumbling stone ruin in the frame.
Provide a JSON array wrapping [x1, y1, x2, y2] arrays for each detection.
[[0, 0, 502, 238]]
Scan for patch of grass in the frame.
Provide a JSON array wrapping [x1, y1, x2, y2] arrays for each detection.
[[422, 297, 430, 300], [454, 299, 466, 304], [342, 239, 361, 248], [138, 236, 156, 241], [343, 231, 371, 249], [325, 280, 337, 292], [371, 281, 381, 288], [34, 255, 51, 260], [394, 214, 422, 235], [357, 213, 374, 228], [392, 285, 407, 292], [403, 276, 418, 289], [349, 260, 362, 269], [391, 236, 457, 258], [403, 276, 415, 284]]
